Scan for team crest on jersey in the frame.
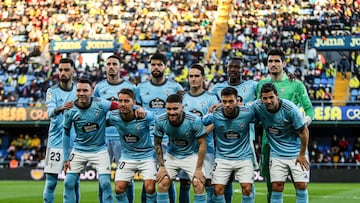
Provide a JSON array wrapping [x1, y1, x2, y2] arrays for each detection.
[[46, 92, 52, 101], [185, 131, 190, 138], [242, 86, 247, 92], [239, 122, 244, 129], [136, 124, 142, 132], [31, 169, 44, 180]]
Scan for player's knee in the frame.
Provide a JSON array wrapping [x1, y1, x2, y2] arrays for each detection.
[[144, 180, 156, 194], [115, 182, 128, 194], [99, 174, 112, 190], [213, 184, 225, 195], [241, 183, 252, 196], [192, 180, 204, 194], [64, 176, 76, 190], [157, 178, 171, 192], [271, 181, 285, 192], [294, 182, 307, 190]]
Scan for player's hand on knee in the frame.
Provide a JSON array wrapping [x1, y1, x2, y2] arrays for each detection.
[[295, 155, 309, 171], [156, 166, 170, 183], [192, 169, 206, 186]]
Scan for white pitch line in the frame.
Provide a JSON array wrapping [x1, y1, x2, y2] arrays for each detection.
[[233, 190, 360, 199]]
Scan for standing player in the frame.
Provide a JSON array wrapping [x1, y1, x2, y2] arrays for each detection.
[[43, 58, 80, 203], [155, 94, 207, 203], [181, 64, 219, 203], [256, 49, 314, 203], [253, 83, 310, 203], [137, 53, 183, 203], [94, 55, 139, 203], [203, 87, 255, 203], [209, 58, 258, 203], [108, 88, 157, 203], [209, 58, 257, 104], [62, 79, 118, 203]]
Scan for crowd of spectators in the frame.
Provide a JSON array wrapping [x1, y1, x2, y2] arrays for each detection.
[[0, 0, 358, 107], [309, 134, 360, 169], [1, 133, 45, 168]]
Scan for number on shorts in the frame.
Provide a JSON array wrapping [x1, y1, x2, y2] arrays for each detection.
[[212, 162, 218, 172], [50, 152, 61, 161], [118, 161, 125, 169], [69, 153, 75, 161]]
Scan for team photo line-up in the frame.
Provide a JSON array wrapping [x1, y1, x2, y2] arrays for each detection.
[[43, 50, 311, 203]]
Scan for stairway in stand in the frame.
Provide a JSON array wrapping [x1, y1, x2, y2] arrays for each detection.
[[205, 0, 233, 62], [332, 72, 350, 106]]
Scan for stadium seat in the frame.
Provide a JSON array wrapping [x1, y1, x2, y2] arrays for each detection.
[[327, 78, 334, 85], [4, 85, 15, 94], [16, 150, 25, 160], [17, 97, 29, 107], [317, 145, 325, 153], [321, 78, 328, 85], [314, 78, 321, 85], [351, 89, 359, 97]]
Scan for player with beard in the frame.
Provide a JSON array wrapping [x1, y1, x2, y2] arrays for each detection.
[[137, 53, 184, 203], [181, 64, 219, 203], [253, 83, 310, 203], [256, 49, 314, 203], [209, 58, 258, 203], [155, 94, 207, 203], [108, 88, 157, 203], [43, 58, 80, 203], [203, 87, 255, 203], [94, 55, 140, 203], [63, 78, 119, 203]]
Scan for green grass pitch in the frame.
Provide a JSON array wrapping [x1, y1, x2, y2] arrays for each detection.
[[0, 181, 359, 202]]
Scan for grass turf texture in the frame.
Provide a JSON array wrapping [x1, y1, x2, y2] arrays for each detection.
[[0, 181, 359, 203]]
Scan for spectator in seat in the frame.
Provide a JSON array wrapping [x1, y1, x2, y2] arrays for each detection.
[[349, 75, 359, 89], [330, 134, 340, 162], [31, 134, 41, 150], [339, 56, 350, 79], [338, 135, 349, 153]]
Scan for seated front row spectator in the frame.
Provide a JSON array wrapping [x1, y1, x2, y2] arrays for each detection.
[[349, 75, 359, 89]]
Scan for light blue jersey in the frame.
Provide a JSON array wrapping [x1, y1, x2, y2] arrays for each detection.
[[94, 79, 139, 141], [137, 79, 183, 116], [63, 97, 111, 159], [252, 99, 306, 158], [209, 80, 257, 105], [154, 112, 207, 159], [108, 110, 155, 160], [183, 91, 219, 154], [202, 106, 255, 160], [46, 83, 77, 148]]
